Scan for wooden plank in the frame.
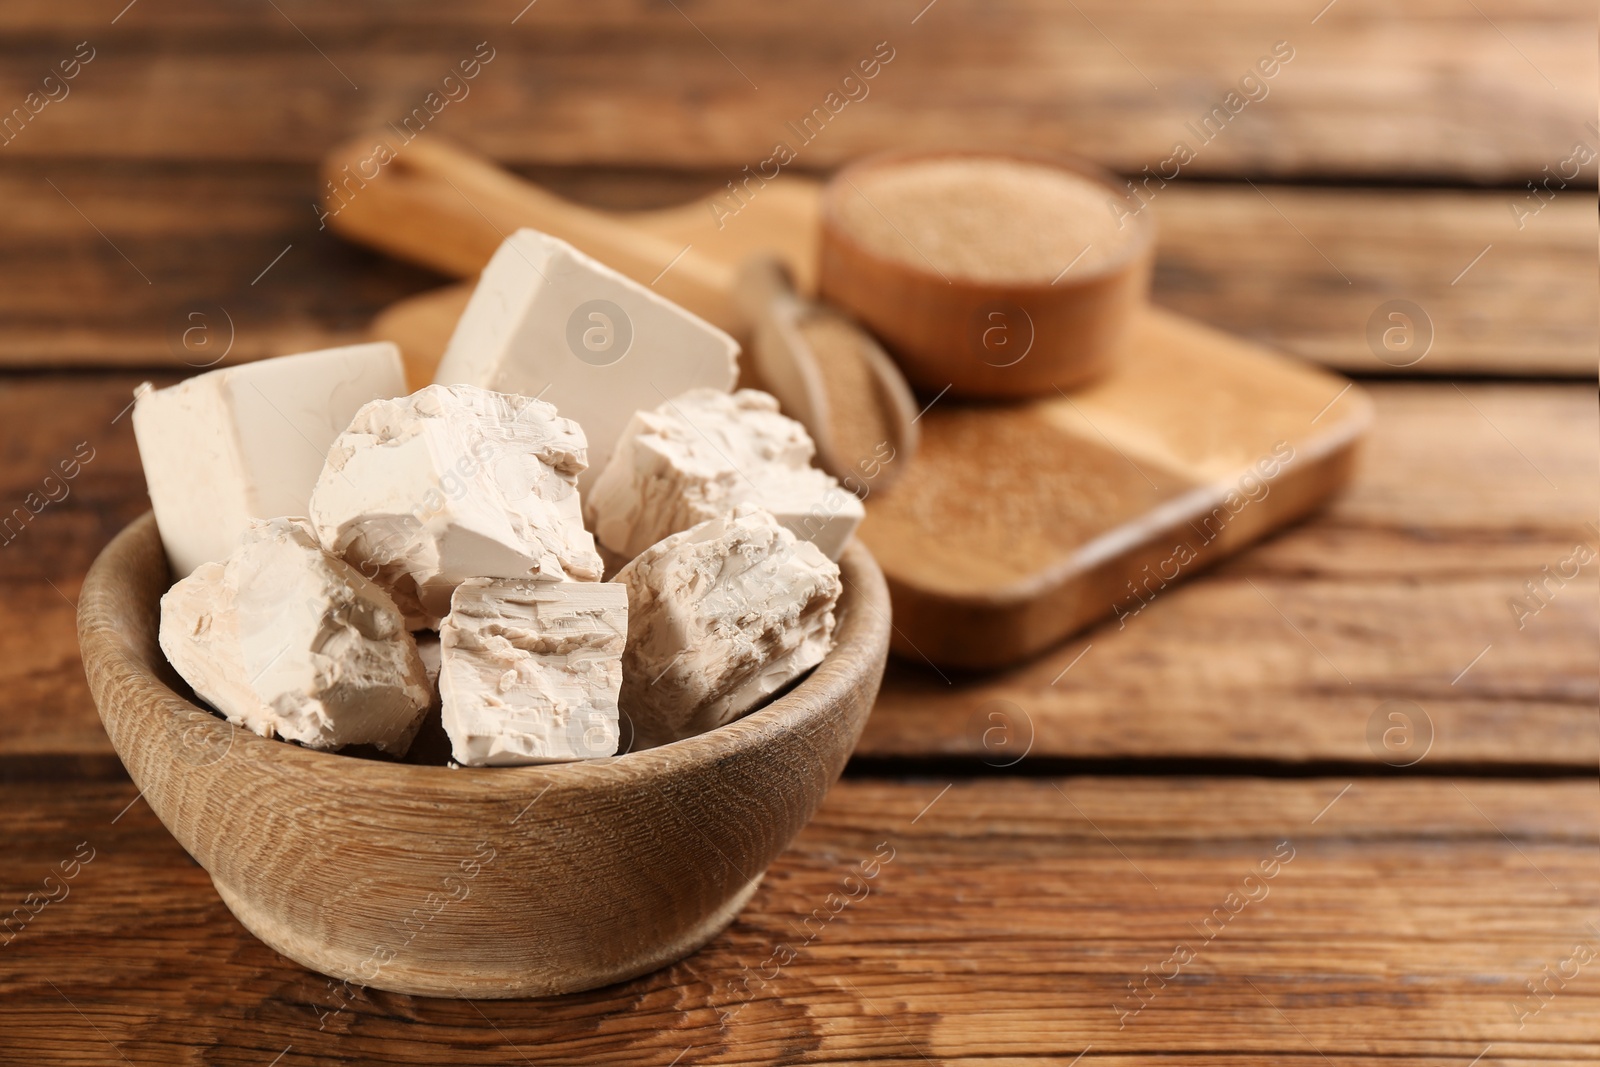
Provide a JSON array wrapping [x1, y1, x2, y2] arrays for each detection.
[[860, 382, 1599, 766], [1155, 186, 1597, 377], [356, 182, 1597, 381], [857, 307, 1373, 668], [0, 162, 439, 367], [0, 0, 1590, 183], [0, 377, 1591, 766], [1, 777, 1595, 1063], [0, 165, 1592, 376]]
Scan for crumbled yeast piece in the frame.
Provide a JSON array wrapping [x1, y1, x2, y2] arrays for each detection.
[[158, 517, 432, 755], [439, 578, 627, 765], [310, 384, 603, 629], [586, 388, 863, 563], [616, 504, 841, 749]]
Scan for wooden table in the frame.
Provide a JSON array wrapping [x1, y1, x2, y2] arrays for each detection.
[[3, 2, 1595, 1063]]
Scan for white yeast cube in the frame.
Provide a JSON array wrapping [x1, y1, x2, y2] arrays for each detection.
[[133, 342, 406, 578], [434, 228, 739, 493], [616, 504, 841, 749], [159, 517, 432, 755], [586, 388, 864, 563], [440, 578, 627, 766], [310, 384, 604, 629]]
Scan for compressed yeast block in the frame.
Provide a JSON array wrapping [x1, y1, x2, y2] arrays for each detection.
[[133, 342, 406, 578], [310, 383, 603, 629], [439, 578, 627, 766], [587, 388, 863, 563], [434, 228, 739, 493], [616, 504, 841, 749], [158, 518, 431, 755]]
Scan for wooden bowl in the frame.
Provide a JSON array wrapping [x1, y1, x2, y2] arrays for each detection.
[[819, 149, 1155, 399], [77, 513, 889, 998]]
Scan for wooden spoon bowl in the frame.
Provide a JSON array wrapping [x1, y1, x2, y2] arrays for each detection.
[[77, 514, 890, 998], [819, 149, 1156, 399]]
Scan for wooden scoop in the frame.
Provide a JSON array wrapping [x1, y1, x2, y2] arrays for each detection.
[[320, 135, 918, 488], [733, 256, 917, 491]]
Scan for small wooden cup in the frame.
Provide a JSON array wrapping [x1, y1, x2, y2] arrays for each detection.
[[819, 149, 1155, 398], [78, 514, 890, 998]]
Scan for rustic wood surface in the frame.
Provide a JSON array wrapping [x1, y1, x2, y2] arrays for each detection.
[[3, 777, 1596, 1064], [861, 381, 1599, 766], [0, 0, 1592, 184], [326, 152, 1374, 672], [5, 166, 1592, 375], [857, 307, 1371, 668], [1, 376, 1590, 767], [1, 1, 1595, 1062]]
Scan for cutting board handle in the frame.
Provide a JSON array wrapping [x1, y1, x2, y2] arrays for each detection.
[[318, 135, 739, 331]]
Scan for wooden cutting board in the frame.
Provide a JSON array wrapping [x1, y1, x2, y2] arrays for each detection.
[[861, 307, 1369, 668], [363, 176, 1370, 671]]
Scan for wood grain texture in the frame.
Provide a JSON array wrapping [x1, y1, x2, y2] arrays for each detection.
[[0, 0, 1591, 183], [73, 514, 890, 996], [4, 4, 1593, 1059], [370, 283, 474, 390], [80, 143, 1376, 672], [861, 382, 1600, 766], [2, 776, 1596, 1063], [327, 141, 1366, 642], [319, 135, 746, 333], [358, 177, 1599, 384], [1, 164, 1589, 376], [1153, 185, 1598, 376], [0, 377, 1591, 767], [858, 307, 1370, 668]]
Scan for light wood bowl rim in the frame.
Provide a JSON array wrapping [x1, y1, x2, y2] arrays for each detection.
[[820, 146, 1157, 295], [80, 512, 890, 799]]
